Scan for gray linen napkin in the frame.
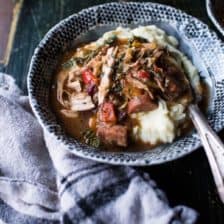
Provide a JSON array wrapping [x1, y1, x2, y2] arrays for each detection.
[[0, 73, 198, 224]]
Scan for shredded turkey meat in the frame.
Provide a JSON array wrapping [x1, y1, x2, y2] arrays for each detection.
[[98, 47, 118, 104], [70, 93, 95, 111]]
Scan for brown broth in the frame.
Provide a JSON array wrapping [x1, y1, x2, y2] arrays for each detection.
[[50, 47, 209, 152], [50, 80, 152, 151]]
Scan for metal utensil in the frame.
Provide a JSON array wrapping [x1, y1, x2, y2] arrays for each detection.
[[189, 104, 224, 203], [181, 30, 224, 203]]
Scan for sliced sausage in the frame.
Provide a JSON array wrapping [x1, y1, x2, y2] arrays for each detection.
[[97, 124, 128, 147], [128, 94, 157, 114], [98, 102, 117, 124]]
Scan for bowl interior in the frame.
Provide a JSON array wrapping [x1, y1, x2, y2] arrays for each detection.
[[49, 22, 215, 151], [28, 2, 224, 165]]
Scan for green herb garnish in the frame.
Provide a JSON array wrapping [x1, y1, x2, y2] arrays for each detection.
[[83, 129, 101, 148], [62, 58, 76, 69], [105, 34, 117, 45], [85, 48, 100, 62], [62, 48, 101, 69], [112, 82, 122, 93], [114, 53, 125, 74], [146, 80, 160, 89]]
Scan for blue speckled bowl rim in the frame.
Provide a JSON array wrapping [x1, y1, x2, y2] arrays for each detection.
[[27, 2, 224, 166]]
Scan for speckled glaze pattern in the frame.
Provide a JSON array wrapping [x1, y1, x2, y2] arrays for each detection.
[[28, 2, 224, 166]]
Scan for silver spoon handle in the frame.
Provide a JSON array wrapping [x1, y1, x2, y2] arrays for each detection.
[[189, 104, 224, 203]]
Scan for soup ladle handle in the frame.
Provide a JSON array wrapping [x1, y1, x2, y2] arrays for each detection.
[[189, 104, 224, 204]]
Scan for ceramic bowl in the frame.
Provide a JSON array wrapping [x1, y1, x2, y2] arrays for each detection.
[[28, 2, 224, 165]]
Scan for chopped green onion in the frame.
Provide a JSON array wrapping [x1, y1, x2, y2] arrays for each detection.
[[83, 129, 101, 148]]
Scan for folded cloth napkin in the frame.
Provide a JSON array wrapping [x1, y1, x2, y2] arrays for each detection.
[[0, 73, 198, 224]]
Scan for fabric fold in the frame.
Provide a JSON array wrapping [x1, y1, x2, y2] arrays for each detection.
[[0, 73, 198, 224]]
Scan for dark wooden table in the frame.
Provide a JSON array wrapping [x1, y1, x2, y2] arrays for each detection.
[[1, 1, 224, 223]]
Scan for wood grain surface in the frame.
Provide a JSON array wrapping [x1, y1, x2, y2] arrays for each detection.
[[0, 1, 224, 223], [0, 0, 23, 65]]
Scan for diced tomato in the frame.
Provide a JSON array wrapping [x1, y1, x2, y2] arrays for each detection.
[[137, 70, 150, 79], [82, 68, 96, 85], [99, 102, 117, 123]]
